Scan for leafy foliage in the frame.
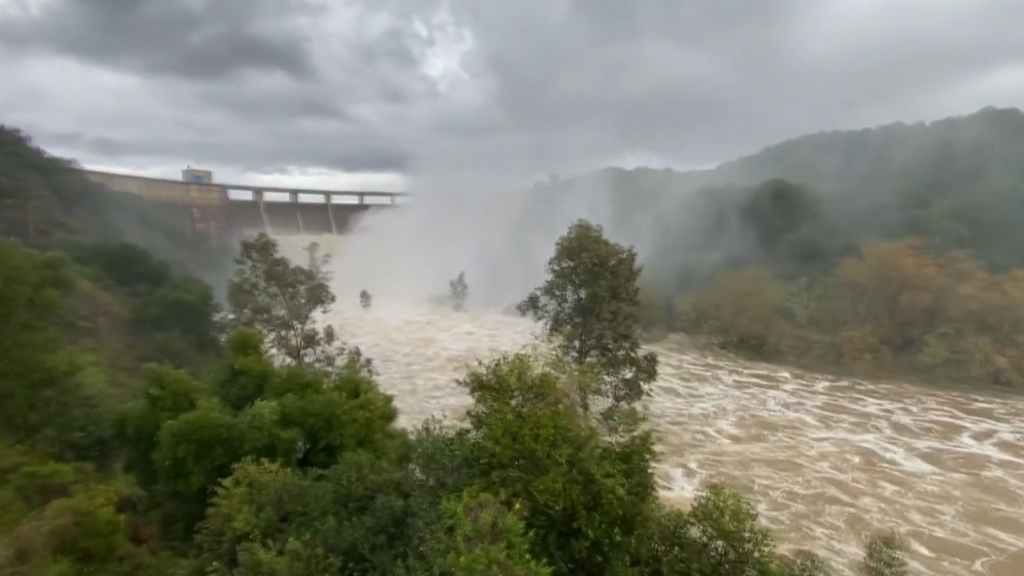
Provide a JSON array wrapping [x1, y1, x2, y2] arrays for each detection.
[[518, 220, 658, 416], [434, 491, 551, 576], [679, 237, 1024, 387], [456, 353, 658, 576], [0, 125, 232, 282], [227, 232, 369, 375]]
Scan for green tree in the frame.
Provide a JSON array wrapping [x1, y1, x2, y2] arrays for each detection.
[[3, 484, 128, 576], [197, 454, 414, 576], [133, 275, 223, 371], [678, 484, 778, 576], [213, 329, 276, 413], [518, 220, 657, 415], [0, 241, 118, 464], [150, 401, 247, 540], [119, 364, 205, 491], [739, 179, 831, 270], [436, 491, 550, 576], [456, 353, 658, 576], [227, 233, 364, 373], [71, 243, 172, 295]]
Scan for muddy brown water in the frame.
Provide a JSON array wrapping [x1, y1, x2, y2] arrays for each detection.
[[279, 235, 1024, 575]]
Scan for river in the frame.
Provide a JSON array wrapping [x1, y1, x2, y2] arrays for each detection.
[[277, 233, 1024, 576]]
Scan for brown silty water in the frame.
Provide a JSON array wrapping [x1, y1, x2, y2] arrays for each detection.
[[277, 234, 1024, 576]]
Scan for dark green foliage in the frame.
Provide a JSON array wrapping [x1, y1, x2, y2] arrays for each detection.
[[196, 459, 333, 575], [38, 241, 224, 383], [8, 463, 85, 511], [675, 484, 777, 576], [228, 233, 369, 374], [214, 329, 276, 412], [71, 243, 173, 294], [119, 365, 205, 491], [518, 220, 658, 416], [737, 179, 837, 274], [0, 125, 233, 283], [151, 403, 247, 539], [118, 328, 402, 543], [133, 277, 223, 369], [70, 242, 224, 375], [197, 454, 413, 576], [456, 353, 659, 576], [432, 490, 551, 576], [0, 241, 117, 464]]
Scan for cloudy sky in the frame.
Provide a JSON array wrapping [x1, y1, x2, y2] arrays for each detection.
[[0, 0, 1022, 191]]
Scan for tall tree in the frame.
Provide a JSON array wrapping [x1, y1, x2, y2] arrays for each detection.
[[227, 233, 367, 374], [518, 220, 657, 416]]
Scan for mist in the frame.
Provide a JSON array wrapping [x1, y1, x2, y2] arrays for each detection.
[[279, 164, 704, 311], [268, 106, 1024, 317]]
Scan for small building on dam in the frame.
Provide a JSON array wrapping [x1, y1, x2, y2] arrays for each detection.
[[81, 167, 406, 241]]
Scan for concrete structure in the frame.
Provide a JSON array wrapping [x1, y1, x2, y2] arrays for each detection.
[[79, 168, 405, 240], [182, 167, 214, 184]]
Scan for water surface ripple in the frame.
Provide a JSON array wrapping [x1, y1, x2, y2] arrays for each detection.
[[329, 303, 1023, 576]]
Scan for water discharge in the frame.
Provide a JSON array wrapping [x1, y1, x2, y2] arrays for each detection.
[[278, 233, 1024, 576]]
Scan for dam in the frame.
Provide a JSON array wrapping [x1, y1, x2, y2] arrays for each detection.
[[80, 167, 406, 240]]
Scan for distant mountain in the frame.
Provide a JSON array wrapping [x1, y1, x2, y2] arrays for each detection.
[[529, 107, 1024, 286], [713, 106, 1024, 192]]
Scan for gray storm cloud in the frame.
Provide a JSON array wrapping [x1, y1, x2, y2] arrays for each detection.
[[3, 0, 1022, 178], [2, 0, 1023, 302]]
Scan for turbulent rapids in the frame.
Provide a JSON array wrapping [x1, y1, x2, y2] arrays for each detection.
[[277, 234, 1024, 576]]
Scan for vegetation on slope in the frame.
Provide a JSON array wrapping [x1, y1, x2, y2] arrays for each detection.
[[530, 107, 1024, 389], [0, 125, 232, 284]]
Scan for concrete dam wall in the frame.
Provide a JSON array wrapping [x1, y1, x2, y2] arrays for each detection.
[[80, 168, 405, 240]]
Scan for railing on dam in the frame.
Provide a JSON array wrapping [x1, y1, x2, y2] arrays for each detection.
[[78, 168, 407, 206], [76, 168, 406, 238]]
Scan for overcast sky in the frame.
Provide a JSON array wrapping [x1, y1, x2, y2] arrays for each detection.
[[1, 0, 1022, 191]]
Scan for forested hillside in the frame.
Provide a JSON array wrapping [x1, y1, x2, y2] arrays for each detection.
[[715, 106, 1024, 269], [0, 126, 232, 284], [533, 106, 1024, 389], [534, 106, 1024, 276]]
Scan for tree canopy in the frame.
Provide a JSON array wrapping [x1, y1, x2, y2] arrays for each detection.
[[518, 220, 658, 417]]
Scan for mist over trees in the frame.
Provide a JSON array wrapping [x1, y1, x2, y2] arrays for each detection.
[[519, 107, 1024, 389], [0, 125, 233, 286], [525, 106, 1024, 286]]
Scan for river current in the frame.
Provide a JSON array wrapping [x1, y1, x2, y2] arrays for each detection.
[[277, 234, 1023, 576]]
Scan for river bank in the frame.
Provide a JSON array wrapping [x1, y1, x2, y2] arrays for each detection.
[[644, 330, 1024, 401]]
